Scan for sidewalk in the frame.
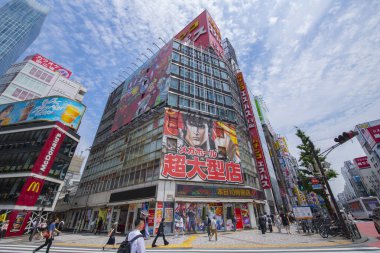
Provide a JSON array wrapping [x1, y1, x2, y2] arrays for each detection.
[[0, 225, 362, 249]]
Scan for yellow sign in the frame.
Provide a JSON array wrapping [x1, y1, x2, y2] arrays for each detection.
[[27, 182, 40, 193]]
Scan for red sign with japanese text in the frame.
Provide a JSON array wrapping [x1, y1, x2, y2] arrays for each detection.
[[236, 72, 272, 189], [366, 125, 380, 147], [161, 108, 242, 184], [31, 126, 66, 177], [174, 10, 224, 57], [354, 156, 371, 169], [31, 54, 72, 78]]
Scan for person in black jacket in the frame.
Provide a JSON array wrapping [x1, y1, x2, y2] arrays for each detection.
[[205, 215, 211, 237], [152, 218, 169, 247], [258, 213, 267, 234]]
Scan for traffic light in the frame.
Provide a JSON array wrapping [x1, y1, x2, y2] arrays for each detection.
[[334, 130, 358, 144]]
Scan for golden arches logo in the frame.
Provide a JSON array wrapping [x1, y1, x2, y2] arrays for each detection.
[[27, 182, 40, 193]]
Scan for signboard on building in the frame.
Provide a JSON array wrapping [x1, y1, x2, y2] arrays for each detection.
[[293, 206, 313, 220], [0, 96, 86, 130], [31, 54, 72, 78], [365, 125, 380, 148], [174, 10, 224, 57], [160, 108, 243, 184], [354, 156, 371, 169], [111, 41, 173, 132], [176, 184, 265, 200], [236, 72, 271, 189]]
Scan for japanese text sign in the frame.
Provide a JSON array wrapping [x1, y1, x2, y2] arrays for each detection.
[[236, 72, 271, 189], [354, 156, 371, 169], [31, 54, 72, 78]]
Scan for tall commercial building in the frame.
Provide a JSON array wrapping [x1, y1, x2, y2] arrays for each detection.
[[70, 10, 269, 235], [0, 0, 48, 75], [0, 54, 86, 105], [341, 161, 368, 198], [353, 156, 380, 197]]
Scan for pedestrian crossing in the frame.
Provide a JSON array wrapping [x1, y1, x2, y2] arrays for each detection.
[[0, 244, 379, 253]]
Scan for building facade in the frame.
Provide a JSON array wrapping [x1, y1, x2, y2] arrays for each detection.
[[0, 54, 86, 105], [354, 156, 380, 197], [0, 96, 85, 236], [71, 10, 268, 236], [0, 0, 48, 75], [341, 160, 368, 199]]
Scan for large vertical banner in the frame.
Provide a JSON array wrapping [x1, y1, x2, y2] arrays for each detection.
[[161, 108, 242, 184], [174, 10, 224, 57], [236, 72, 272, 189], [111, 41, 173, 132]]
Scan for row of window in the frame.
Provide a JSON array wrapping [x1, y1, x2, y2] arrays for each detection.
[[170, 78, 232, 106], [167, 93, 236, 122], [172, 52, 228, 80], [173, 41, 226, 69], [170, 63, 229, 88]]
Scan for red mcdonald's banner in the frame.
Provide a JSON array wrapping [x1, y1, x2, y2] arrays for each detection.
[[16, 177, 45, 206], [31, 126, 66, 177], [236, 72, 272, 189]]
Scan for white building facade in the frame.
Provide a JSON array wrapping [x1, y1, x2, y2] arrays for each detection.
[[0, 54, 86, 104]]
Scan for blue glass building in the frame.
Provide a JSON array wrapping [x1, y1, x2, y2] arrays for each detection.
[[0, 0, 48, 75]]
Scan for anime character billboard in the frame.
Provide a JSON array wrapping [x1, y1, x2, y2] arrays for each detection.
[[111, 41, 173, 132], [161, 108, 243, 184]]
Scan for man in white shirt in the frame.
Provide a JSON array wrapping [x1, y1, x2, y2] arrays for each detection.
[[128, 218, 146, 253], [209, 216, 217, 241]]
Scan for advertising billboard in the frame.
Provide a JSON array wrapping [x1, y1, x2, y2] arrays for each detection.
[[236, 72, 272, 189], [111, 41, 173, 132], [161, 108, 243, 184], [0, 96, 85, 130], [354, 156, 371, 169], [174, 10, 224, 57], [365, 125, 380, 148], [31, 54, 72, 78]]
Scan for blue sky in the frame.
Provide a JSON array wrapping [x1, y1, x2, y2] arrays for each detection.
[[2, 0, 380, 195]]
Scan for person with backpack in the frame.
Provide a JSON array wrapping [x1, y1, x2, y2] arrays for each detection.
[[33, 217, 59, 253], [118, 218, 145, 253], [152, 218, 169, 247]]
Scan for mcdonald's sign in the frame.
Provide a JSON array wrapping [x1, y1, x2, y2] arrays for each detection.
[[27, 181, 40, 193]]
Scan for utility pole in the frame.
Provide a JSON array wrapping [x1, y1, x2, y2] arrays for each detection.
[[311, 142, 350, 238]]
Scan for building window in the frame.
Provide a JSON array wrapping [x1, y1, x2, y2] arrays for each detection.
[[208, 105, 216, 114], [224, 95, 232, 106], [214, 80, 222, 90], [179, 81, 189, 93], [219, 61, 226, 68], [173, 41, 181, 50], [181, 55, 189, 65], [213, 68, 220, 78], [207, 90, 215, 101], [220, 71, 228, 80], [170, 78, 179, 89], [223, 82, 230, 92], [168, 93, 178, 106], [216, 93, 224, 104], [179, 97, 189, 108], [172, 52, 180, 62], [171, 64, 180, 75]]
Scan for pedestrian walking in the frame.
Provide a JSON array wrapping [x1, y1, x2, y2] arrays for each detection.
[[29, 218, 39, 242], [126, 218, 146, 253], [102, 224, 117, 250], [280, 212, 291, 234], [274, 213, 282, 233], [56, 220, 64, 236], [209, 216, 217, 241], [205, 215, 211, 237], [231, 215, 236, 232], [152, 218, 169, 247], [266, 214, 273, 233], [33, 217, 59, 253], [258, 213, 267, 234], [89, 219, 96, 233], [95, 218, 104, 235], [0, 220, 9, 239]]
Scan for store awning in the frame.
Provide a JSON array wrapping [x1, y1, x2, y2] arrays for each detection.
[[174, 197, 254, 203]]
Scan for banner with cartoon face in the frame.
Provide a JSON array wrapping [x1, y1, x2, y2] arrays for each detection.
[[161, 108, 243, 184]]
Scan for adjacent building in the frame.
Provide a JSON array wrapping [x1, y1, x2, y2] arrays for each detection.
[[341, 160, 368, 199], [0, 0, 48, 75], [0, 96, 86, 237], [70, 10, 268, 235], [0, 54, 86, 105], [353, 156, 380, 197]]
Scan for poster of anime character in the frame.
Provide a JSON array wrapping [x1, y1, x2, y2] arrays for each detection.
[[161, 109, 243, 184], [241, 204, 251, 228], [111, 41, 173, 132]]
